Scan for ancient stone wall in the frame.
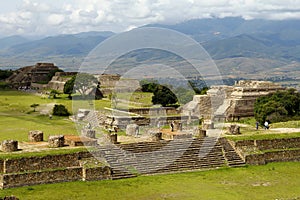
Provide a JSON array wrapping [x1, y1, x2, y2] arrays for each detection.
[[127, 107, 178, 116], [245, 150, 300, 165], [1, 167, 83, 189], [234, 137, 300, 151], [2, 152, 91, 174], [47, 76, 72, 91], [83, 166, 111, 181], [0, 160, 3, 174], [0, 151, 113, 189]]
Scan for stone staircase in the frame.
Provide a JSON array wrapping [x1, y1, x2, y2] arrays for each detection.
[[99, 137, 245, 179], [219, 138, 245, 167]]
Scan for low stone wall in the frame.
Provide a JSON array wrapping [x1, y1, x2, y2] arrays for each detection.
[[83, 166, 111, 181], [127, 107, 178, 116], [235, 137, 300, 151], [1, 167, 83, 189], [3, 152, 91, 174], [245, 149, 300, 165], [0, 160, 3, 174]]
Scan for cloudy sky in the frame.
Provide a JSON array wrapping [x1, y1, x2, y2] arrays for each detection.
[[0, 0, 300, 37]]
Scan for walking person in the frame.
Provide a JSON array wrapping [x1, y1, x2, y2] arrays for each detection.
[[255, 121, 259, 130]]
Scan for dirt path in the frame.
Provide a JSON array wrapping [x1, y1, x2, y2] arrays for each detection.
[[38, 103, 55, 115], [271, 128, 300, 133]]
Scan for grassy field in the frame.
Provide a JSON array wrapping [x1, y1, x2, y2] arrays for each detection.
[[225, 117, 300, 141], [1, 162, 300, 200], [0, 90, 112, 141]]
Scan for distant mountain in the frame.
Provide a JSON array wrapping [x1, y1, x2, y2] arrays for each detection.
[[0, 35, 30, 50], [1, 31, 116, 58], [0, 18, 299, 89]]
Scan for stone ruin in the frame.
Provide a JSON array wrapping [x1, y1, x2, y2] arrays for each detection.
[[0, 140, 18, 152], [48, 135, 65, 148], [6, 63, 59, 88], [28, 130, 44, 142], [227, 124, 241, 135], [47, 72, 77, 91], [182, 80, 285, 121]]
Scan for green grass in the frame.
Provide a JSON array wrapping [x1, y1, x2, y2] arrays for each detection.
[[0, 90, 114, 142], [0, 147, 90, 160], [225, 118, 300, 141], [1, 162, 300, 200], [115, 92, 153, 108], [227, 132, 300, 141], [0, 113, 77, 141]]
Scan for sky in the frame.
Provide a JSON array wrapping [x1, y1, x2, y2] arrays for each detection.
[[0, 0, 300, 37]]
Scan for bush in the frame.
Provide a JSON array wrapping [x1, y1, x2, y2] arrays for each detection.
[[254, 89, 300, 124], [52, 104, 70, 116]]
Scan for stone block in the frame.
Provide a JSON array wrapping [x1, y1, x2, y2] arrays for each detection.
[[48, 135, 64, 148], [1, 140, 18, 152], [126, 124, 139, 136], [109, 133, 118, 144], [193, 128, 206, 138], [28, 130, 44, 142], [81, 129, 96, 138], [227, 124, 241, 135], [149, 132, 162, 142]]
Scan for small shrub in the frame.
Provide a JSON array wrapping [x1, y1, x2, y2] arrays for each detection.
[[52, 104, 70, 116]]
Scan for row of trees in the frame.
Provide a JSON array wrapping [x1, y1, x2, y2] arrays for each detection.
[[254, 89, 300, 124]]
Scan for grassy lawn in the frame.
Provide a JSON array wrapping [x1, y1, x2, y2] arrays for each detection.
[[1, 162, 300, 200], [225, 117, 300, 141], [0, 90, 114, 141]]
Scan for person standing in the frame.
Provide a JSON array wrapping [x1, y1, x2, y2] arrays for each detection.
[[255, 121, 259, 130], [264, 121, 269, 130]]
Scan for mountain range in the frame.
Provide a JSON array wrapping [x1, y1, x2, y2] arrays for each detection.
[[0, 17, 299, 88]]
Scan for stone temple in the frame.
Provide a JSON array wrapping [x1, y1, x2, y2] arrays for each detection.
[[182, 80, 285, 121]]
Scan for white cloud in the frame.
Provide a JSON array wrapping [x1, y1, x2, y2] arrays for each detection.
[[47, 14, 65, 26], [0, 0, 300, 36]]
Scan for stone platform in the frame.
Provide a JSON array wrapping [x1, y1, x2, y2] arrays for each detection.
[[64, 135, 97, 147], [161, 129, 192, 140]]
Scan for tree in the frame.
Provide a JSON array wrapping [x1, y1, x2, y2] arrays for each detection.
[[52, 104, 70, 116], [73, 73, 98, 98], [30, 103, 39, 112], [63, 76, 75, 99], [254, 89, 300, 124], [50, 90, 61, 99], [0, 69, 13, 80], [152, 85, 178, 107]]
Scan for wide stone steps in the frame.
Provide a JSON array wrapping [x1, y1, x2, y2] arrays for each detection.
[[99, 138, 228, 177]]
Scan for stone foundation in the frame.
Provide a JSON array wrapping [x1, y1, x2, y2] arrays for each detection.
[[1, 140, 18, 152], [245, 149, 300, 165], [227, 125, 240, 135], [28, 130, 43, 142], [1, 167, 83, 189], [109, 134, 118, 144], [48, 135, 64, 148]]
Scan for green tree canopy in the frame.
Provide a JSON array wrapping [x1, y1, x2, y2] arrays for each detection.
[[63, 76, 75, 99], [52, 104, 70, 116], [254, 89, 300, 124], [152, 85, 178, 107], [74, 73, 98, 98]]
